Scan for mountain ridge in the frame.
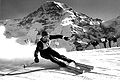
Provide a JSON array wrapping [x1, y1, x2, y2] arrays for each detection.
[[1, 1, 119, 51]]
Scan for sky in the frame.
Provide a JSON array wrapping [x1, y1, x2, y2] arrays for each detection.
[[1, 0, 120, 21]]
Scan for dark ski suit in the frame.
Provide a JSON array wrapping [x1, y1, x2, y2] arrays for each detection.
[[34, 35, 74, 67]]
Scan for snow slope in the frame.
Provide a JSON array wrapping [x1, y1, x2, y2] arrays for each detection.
[[1, 25, 120, 80]]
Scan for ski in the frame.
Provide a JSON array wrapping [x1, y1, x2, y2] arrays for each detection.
[[23, 62, 35, 68], [0, 68, 57, 76], [75, 62, 94, 72], [22, 61, 84, 75], [0, 62, 90, 76], [60, 65, 84, 75], [0, 66, 82, 76]]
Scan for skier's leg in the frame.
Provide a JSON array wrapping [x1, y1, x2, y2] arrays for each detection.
[[49, 55, 67, 67], [34, 48, 40, 63], [49, 48, 74, 63]]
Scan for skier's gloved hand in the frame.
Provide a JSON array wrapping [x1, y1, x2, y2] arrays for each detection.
[[63, 36, 70, 41], [34, 57, 39, 63]]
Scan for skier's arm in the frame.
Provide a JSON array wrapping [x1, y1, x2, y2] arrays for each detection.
[[34, 41, 42, 58], [49, 35, 70, 41], [34, 46, 40, 63], [34, 46, 39, 58], [49, 35, 63, 39]]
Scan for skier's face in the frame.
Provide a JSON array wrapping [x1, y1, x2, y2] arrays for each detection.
[[41, 35, 49, 43]]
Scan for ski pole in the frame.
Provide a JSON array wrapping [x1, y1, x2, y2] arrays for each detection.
[[23, 61, 35, 68]]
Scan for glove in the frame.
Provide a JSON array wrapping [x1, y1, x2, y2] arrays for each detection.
[[34, 57, 39, 63], [64, 37, 70, 41]]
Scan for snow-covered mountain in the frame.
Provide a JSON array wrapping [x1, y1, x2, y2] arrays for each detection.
[[2, 1, 106, 51]]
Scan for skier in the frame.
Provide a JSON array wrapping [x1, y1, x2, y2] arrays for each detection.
[[34, 31, 76, 68]]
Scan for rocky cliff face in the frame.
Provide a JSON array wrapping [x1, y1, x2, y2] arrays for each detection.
[[3, 1, 109, 51]]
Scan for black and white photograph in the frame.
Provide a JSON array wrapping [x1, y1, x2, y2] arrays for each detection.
[[0, 0, 120, 80]]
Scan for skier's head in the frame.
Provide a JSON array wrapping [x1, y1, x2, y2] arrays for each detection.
[[41, 31, 49, 43], [41, 31, 48, 37]]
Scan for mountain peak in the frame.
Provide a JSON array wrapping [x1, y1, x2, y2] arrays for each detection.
[[3, 1, 104, 51]]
